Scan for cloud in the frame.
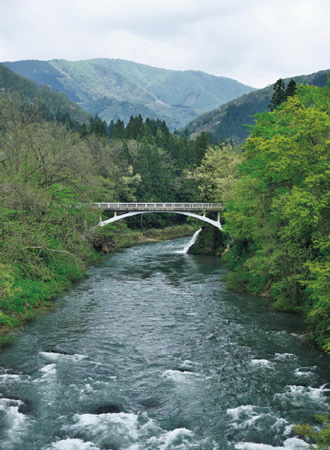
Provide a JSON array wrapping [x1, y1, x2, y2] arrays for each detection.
[[0, 0, 329, 87]]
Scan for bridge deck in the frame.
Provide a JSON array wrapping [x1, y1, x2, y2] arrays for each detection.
[[94, 202, 223, 211]]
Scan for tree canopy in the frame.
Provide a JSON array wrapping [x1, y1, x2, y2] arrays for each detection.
[[223, 82, 329, 352]]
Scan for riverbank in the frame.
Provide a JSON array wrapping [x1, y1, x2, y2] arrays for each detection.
[[0, 223, 198, 348], [103, 223, 198, 249], [189, 224, 330, 354], [1, 235, 329, 449]]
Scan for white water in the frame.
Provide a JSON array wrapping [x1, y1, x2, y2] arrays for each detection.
[[178, 228, 202, 253], [0, 236, 329, 449]]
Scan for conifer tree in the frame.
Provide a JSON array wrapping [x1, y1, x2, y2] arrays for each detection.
[[268, 78, 287, 111], [113, 119, 125, 139], [79, 123, 89, 139], [285, 78, 297, 98]]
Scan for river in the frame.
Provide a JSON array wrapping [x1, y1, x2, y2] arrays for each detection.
[[0, 236, 329, 449]]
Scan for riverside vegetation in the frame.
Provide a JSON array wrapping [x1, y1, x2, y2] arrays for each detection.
[[0, 89, 208, 346], [190, 80, 330, 447], [0, 69, 329, 447], [224, 81, 330, 355], [0, 75, 329, 358], [191, 80, 329, 356]]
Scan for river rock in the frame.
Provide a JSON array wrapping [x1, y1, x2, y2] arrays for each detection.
[[93, 404, 121, 414]]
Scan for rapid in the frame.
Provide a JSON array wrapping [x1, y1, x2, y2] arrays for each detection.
[[0, 236, 329, 449]]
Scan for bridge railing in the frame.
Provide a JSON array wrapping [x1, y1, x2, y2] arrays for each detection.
[[93, 202, 224, 211]]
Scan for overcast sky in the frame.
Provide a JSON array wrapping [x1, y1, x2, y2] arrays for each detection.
[[0, 0, 329, 88]]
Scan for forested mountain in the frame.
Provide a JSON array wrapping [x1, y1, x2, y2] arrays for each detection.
[[3, 59, 255, 130], [187, 69, 330, 145], [0, 63, 91, 125]]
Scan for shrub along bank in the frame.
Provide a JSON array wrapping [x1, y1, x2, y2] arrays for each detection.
[[0, 220, 196, 347], [190, 82, 330, 353], [0, 93, 200, 347]]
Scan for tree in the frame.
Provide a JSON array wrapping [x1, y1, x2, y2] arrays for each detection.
[[285, 78, 297, 98], [79, 123, 89, 139], [224, 83, 330, 351], [0, 94, 104, 331], [190, 142, 241, 202], [293, 415, 330, 449], [193, 131, 209, 166], [113, 119, 125, 139], [89, 115, 108, 138], [268, 78, 297, 111], [135, 143, 174, 202], [125, 114, 144, 140], [268, 78, 287, 111], [108, 120, 115, 139]]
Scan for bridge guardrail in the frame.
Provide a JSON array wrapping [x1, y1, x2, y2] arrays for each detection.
[[93, 202, 224, 211]]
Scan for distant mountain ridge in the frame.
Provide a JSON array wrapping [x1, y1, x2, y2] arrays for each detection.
[[3, 58, 255, 129], [187, 69, 330, 144], [0, 63, 91, 124]]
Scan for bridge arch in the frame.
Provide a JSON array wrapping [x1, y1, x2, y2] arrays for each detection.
[[98, 211, 222, 230]]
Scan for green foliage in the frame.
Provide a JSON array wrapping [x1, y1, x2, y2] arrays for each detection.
[[293, 415, 330, 449], [190, 141, 241, 202], [79, 114, 209, 230], [0, 94, 105, 340], [189, 224, 231, 256], [268, 78, 287, 111], [0, 91, 213, 343], [285, 78, 297, 98], [223, 83, 330, 351]]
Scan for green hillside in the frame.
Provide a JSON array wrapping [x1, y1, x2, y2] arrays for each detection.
[[0, 63, 91, 124], [187, 69, 330, 145], [3, 59, 255, 129]]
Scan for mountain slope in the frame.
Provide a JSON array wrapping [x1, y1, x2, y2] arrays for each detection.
[[0, 63, 91, 124], [187, 69, 330, 144], [3, 59, 255, 129]]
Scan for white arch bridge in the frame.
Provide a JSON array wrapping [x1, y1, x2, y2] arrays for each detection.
[[94, 203, 224, 230]]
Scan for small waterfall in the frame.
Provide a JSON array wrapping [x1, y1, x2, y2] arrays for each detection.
[[181, 228, 201, 254]]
